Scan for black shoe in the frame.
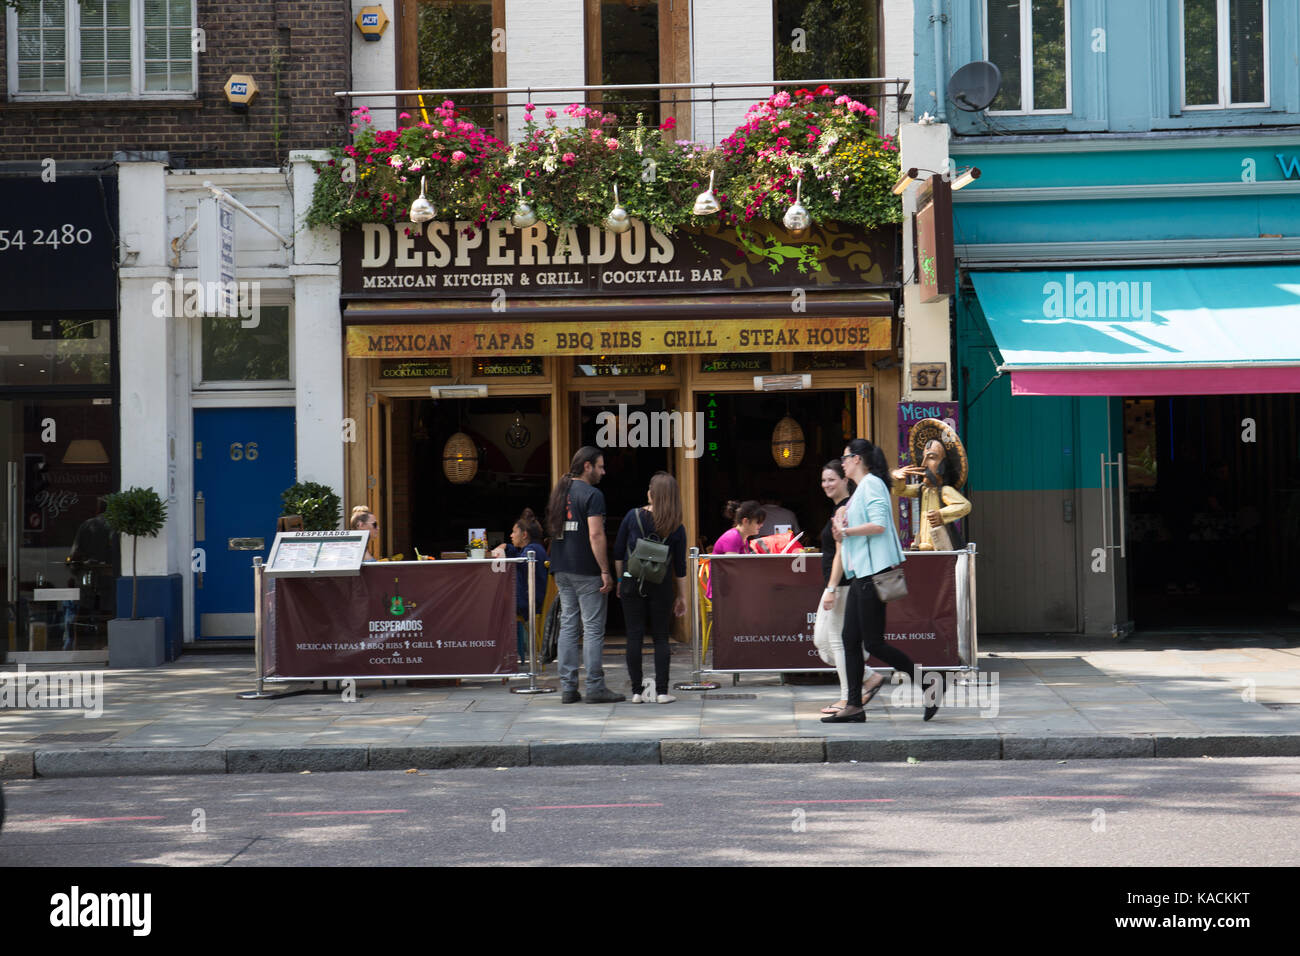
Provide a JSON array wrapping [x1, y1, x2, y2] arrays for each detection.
[[586, 688, 626, 703], [561, 690, 582, 704], [923, 704, 939, 721], [821, 706, 866, 723]]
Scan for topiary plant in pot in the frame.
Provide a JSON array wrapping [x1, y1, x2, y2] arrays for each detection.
[[104, 486, 169, 667], [280, 481, 342, 531]]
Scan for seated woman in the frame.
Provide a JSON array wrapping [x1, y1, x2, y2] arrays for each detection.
[[705, 500, 766, 598], [491, 508, 548, 667], [350, 505, 379, 561]]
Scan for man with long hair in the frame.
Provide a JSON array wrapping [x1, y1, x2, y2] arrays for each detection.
[[546, 446, 625, 703]]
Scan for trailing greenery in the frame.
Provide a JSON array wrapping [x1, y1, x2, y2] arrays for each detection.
[[306, 89, 901, 236], [280, 481, 341, 532], [104, 486, 168, 620]]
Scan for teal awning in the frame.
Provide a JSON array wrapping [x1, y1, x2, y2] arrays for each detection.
[[970, 265, 1300, 395]]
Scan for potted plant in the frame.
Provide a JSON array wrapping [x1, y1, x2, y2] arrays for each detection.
[[104, 486, 169, 667], [280, 481, 342, 531]]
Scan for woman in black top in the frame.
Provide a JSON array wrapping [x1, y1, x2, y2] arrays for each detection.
[[614, 471, 689, 703]]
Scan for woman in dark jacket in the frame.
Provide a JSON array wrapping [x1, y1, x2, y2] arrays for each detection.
[[614, 472, 688, 703]]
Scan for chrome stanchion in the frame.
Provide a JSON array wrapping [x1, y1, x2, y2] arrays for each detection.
[[675, 547, 718, 692], [237, 557, 278, 699], [512, 549, 554, 695]]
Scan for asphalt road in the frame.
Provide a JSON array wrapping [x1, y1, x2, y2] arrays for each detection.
[[1, 758, 1298, 867]]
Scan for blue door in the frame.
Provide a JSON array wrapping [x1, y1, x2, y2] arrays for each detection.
[[193, 407, 296, 640]]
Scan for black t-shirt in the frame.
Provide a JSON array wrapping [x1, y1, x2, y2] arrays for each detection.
[[820, 497, 850, 587], [549, 479, 606, 577]]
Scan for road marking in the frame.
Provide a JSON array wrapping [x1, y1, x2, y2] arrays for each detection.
[[999, 795, 1127, 800], [521, 803, 665, 810], [765, 799, 895, 804], [52, 815, 167, 823], [266, 809, 410, 817]]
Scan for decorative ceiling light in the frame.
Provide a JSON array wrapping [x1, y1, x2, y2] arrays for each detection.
[[692, 169, 720, 216], [771, 415, 805, 468], [409, 175, 436, 223], [605, 183, 630, 234], [511, 180, 537, 228], [61, 439, 110, 465], [783, 170, 810, 238], [442, 432, 478, 484]]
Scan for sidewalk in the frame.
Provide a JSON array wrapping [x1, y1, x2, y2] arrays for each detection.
[[2, 632, 1299, 777]]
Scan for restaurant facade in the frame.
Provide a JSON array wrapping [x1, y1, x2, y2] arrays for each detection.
[[339, 216, 903, 576]]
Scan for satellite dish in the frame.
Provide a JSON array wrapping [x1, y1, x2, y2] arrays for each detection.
[[949, 60, 1001, 112]]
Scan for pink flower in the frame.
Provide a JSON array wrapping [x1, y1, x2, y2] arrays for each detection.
[[605, 139, 619, 150], [525, 102, 535, 111], [834, 95, 850, 106], [545, 108, 557, 119], [452, 150, 468, 161], [399, 112, 411, 120], [562, 152, 576, 164], [771, 91, 791, 108]]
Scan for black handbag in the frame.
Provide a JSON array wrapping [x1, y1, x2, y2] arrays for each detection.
[[626, 509, 670, 594]]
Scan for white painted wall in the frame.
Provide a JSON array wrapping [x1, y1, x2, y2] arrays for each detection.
[[351, 0, 397, 124], [289, 151, 345, 514], [881, 0, 915, 135], [505, 0, 586, 140], [690, 0, 774, 145], [116, 160, 177, 577], [898, 121, 952, 401]]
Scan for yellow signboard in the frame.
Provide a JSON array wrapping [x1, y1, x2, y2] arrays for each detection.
[[346, 316, 889, 358]]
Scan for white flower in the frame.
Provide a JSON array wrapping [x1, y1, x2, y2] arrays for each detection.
[[542, 154, 558, 173]]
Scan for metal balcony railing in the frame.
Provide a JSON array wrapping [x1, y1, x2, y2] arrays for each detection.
[[333, 77, 911, 146]]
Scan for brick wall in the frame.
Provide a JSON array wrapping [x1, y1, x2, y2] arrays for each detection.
[[0, 1, 353, 167]]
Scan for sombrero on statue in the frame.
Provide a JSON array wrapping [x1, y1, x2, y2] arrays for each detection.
[[908, 418, 969, 490]]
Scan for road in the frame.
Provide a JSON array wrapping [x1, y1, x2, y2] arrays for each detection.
[[1, 758, 1298, 867]]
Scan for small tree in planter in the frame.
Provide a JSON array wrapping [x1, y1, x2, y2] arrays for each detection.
[[280, 481, 342, 531], [104, 486, 168, 620], [103, 486, 168, 667]]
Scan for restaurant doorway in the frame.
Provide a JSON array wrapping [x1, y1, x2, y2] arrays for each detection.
[[570, 391, 676, 635], [394, 396, 552, 560], [1124, 393, 1300, 629], [695, 389, 856, 550]]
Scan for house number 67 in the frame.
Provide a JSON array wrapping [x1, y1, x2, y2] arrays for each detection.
[[229, 442, 260, 461]]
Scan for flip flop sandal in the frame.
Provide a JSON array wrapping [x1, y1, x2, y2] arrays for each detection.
[[820, 702, 847, 714], [861, 681, 886, 706]]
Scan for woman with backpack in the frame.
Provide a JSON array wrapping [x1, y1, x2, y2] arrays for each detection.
[[614, 471, 688, 704]]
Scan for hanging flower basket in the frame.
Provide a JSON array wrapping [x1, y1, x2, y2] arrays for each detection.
[[306, 90, 902, 236]]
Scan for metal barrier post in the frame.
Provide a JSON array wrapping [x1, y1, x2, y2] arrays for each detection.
[[675, 547, 718, 691], [237, 557, 278, 699], [513, 549, 554, 695]]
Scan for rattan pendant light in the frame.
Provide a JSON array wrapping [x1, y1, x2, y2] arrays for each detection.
[[771, 415, 805, 468], [442, 431, 478, 483]]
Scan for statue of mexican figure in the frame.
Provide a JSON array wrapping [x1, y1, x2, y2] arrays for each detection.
[[893, 418, 970, 551]]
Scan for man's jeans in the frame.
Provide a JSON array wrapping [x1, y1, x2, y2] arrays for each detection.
[[554, 571, 608, 692]]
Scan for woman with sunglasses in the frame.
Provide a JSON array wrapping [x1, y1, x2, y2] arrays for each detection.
[[822, 438, 938, 722]]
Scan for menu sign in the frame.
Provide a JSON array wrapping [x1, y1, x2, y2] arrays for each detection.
[[342, 219, 896, 299], [266, 531, 370, 578]]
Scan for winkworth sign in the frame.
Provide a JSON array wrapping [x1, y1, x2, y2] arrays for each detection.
[[341, 220, 896, 299]]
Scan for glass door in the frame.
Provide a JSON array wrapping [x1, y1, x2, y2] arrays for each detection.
[[1, 397, 118, 655]]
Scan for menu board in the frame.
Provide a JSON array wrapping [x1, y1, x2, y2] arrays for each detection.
[[266, 531, 370, 578]]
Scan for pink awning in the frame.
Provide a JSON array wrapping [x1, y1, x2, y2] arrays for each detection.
[[1011, 366, 1300, 396]]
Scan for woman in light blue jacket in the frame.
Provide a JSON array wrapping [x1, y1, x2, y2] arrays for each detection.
[[822, 437, 938, 723]]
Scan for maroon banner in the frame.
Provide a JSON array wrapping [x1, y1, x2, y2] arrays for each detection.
[[265, 562, 516, 678], [709, 553, 959, 670]]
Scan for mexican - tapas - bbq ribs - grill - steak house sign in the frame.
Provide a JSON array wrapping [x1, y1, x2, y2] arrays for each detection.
[[342, 220, 895, 298]]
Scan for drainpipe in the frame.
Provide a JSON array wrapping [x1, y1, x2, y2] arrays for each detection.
[[931, 0, 948, 122]]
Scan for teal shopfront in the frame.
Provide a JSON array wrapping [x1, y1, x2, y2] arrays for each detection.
[[951, 136, 1300, 636]]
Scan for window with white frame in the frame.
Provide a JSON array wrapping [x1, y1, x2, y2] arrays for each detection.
[[8, 0, 195, 98], [985, 0, 1070, 114], [1182, 0, 1267, 109]]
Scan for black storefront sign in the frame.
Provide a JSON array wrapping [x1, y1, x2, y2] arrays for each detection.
[[0, 174, 118, 313], [342, 219, 896, 299]]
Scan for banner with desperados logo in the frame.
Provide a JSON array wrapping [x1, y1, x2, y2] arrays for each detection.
[[265, 562, 517, 678]]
